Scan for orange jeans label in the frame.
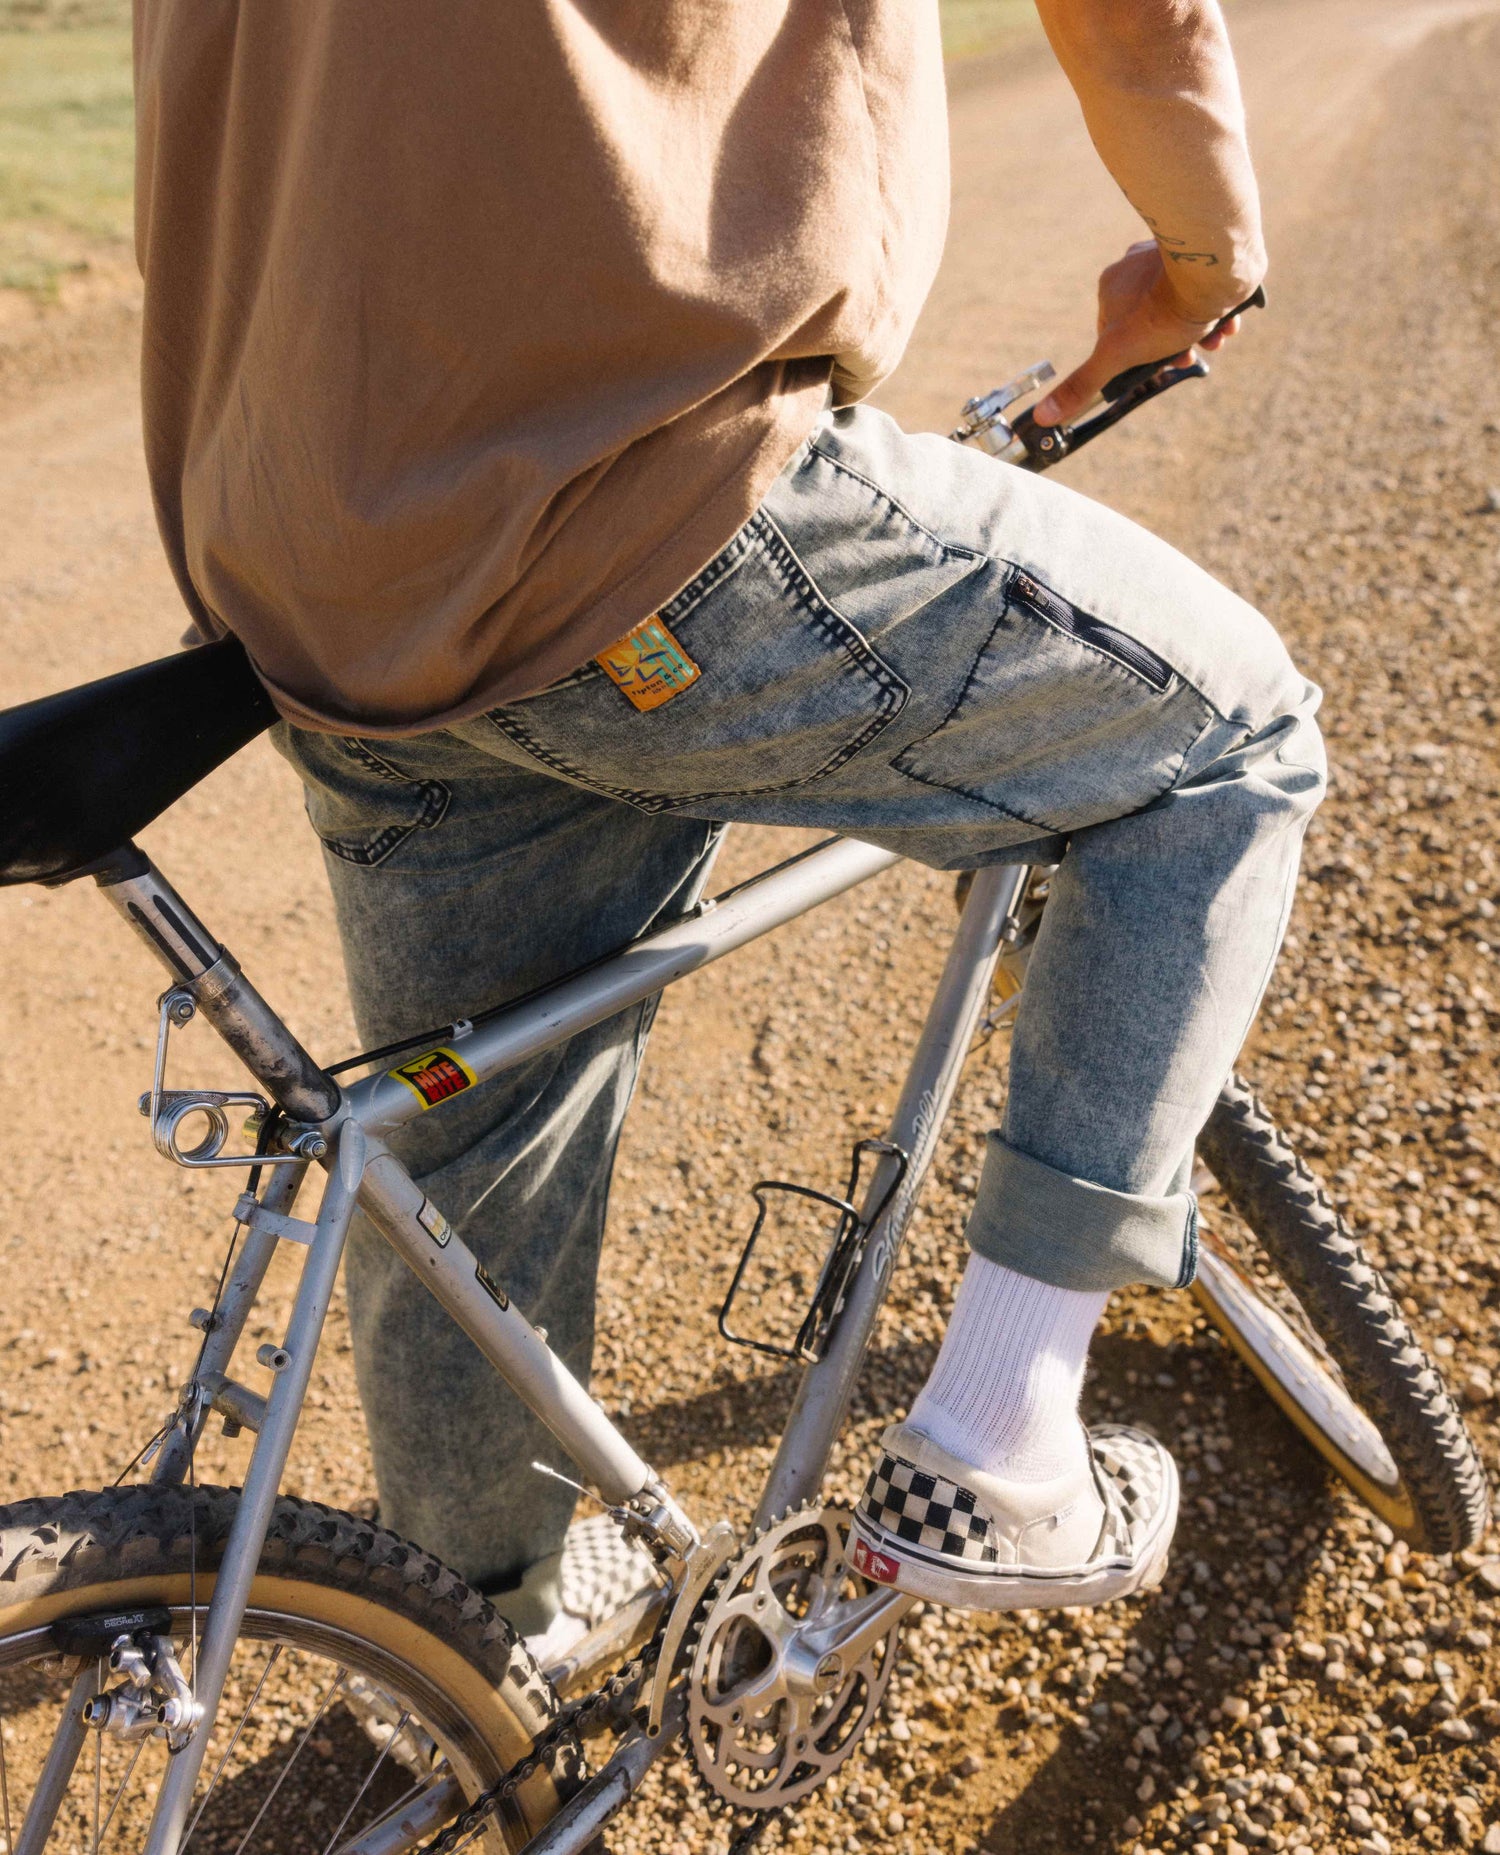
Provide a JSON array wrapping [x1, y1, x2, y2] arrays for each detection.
[[595, 615, 701, 712]]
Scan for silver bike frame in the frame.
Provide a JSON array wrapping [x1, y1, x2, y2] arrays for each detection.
[[76, 836, 1024, 1855]]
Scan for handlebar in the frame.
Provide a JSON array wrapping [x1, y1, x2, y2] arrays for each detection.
[[1099, 285, 1267, 402], [952, 286, 1266, 474]]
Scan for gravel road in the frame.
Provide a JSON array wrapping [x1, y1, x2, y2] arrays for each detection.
[[1, 1, 1498, 1851]]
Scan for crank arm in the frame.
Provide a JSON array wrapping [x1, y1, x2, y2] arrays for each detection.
[[785, 1584, 915, 1691]]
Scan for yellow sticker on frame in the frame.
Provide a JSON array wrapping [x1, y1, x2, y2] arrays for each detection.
[[388, 1046, 478, 1109], [595, 615, 701, 712]]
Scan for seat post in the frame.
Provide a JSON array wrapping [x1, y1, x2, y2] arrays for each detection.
[[96, 847, 340, 1126]]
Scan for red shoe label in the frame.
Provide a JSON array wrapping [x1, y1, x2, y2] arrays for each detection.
[[852, 1538, 898, 1585]]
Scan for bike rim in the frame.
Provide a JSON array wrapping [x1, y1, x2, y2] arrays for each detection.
[[1191, 1226, 1419, 1535], [0, 1600, 519, 1855]]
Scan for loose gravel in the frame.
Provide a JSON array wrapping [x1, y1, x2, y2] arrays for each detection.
[[0, 5, 1496, 1854]]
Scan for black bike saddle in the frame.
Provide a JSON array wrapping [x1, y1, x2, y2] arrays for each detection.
[[0, 638, 277, 887]]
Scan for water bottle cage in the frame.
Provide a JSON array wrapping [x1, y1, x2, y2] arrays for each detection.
[[717, 1137, 909, 1363]]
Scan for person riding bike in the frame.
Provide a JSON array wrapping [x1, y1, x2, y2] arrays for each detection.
[[132, 0, 1323, 1651]]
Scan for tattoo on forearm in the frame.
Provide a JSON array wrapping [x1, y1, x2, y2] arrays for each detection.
[[1135, 208, 1224, 269]]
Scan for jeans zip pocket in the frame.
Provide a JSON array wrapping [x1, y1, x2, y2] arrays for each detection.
[[1011, 570, 1174, 693]]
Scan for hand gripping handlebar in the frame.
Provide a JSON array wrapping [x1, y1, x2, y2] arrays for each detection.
[[952, 286, 1266, 474]]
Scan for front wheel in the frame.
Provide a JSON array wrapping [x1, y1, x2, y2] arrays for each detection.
[[0, 1485, 570, 1853], [1193, 1072, 1489, 1554]]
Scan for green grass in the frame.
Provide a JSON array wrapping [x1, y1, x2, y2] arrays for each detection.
[[0, 1, 1036, 302], [0, 20, 132, 297], [0, 0, 127, 26]]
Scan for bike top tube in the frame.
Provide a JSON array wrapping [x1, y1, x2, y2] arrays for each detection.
[[343, 835, 901, 1138]]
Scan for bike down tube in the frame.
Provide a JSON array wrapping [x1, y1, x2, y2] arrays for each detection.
[[348, 835, 901, 1137], [354, 1132, 657, 1509], [141, 1124, 364, 1855], [753, 862, 1029, 1529]]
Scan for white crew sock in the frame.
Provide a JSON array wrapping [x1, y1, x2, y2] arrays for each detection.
[[906, 1253, 1109, 1483]]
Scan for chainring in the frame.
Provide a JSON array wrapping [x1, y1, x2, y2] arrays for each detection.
[[687, 1504, 902, 1811]]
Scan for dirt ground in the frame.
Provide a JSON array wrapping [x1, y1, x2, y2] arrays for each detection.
[[1, 0, 1499, 1851]]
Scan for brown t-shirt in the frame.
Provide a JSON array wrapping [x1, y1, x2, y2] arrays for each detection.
[[134, 3, 949, 734]]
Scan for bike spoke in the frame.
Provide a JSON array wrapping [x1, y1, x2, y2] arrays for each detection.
[[0, 1693, 13, 1855], [229, 1664, 348, 1855], [181, 1641, 284, 1851], [332, 1774, 427, 1855], [95, 1735, 149, 1850], [91, 1660, 102, 1855], [319, 1706, 410, 1855]]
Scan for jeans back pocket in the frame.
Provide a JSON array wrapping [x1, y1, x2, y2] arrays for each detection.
[[894, 564, 1210, 836], [292, 734, 452, 868], [483, 515, 910, 814]]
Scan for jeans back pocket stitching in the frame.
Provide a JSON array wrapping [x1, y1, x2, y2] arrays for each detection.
[[891, 599, 1214, 836], [893, 711, 1208, 837], [659, 525, 755, 624], [806, 439, 986, 567], [752, 511, 910, 710], [481, 524, 910, 813], [320, 821, 423, 868], [317, 739, 453, 860], [481, 708, 669, 812], [890, 754, 1070, 837]]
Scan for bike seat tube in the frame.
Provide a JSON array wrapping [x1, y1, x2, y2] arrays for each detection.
[[97, 851, 341, 1125]]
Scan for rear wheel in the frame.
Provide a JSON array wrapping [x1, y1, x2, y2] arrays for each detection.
[[0, 1485, 570, 1853], [1193, 1072, 1489, 1553]]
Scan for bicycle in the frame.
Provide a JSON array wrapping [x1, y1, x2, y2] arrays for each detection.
[[0, 323, 1486, 1855]]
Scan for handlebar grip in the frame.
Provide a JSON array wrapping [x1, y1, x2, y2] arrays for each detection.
[[1100, 284, 1266, 404]]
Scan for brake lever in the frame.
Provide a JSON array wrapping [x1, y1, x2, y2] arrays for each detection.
[[952, 285, 1263, 475], [1010, 355, 1209, 472], [1099, 283, 1267, 403]]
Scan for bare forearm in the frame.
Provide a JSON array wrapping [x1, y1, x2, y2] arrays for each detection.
[[1035, 0, 1265, 315]]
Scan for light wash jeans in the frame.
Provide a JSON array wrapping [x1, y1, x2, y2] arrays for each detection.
[[277, 404, 1325, 1623]]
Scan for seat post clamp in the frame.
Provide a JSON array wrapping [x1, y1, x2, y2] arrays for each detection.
[[189, 949, 242, 1008]]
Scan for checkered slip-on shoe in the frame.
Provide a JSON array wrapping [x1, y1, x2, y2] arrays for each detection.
[[559, 1510, 660, 1624], [849, 1419, 1178, 1612], [525, 1511, 662, 1664]]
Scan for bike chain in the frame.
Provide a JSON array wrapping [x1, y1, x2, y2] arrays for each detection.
[[412, 1650, 651, 1854], [416, 1526, 810, 1855]]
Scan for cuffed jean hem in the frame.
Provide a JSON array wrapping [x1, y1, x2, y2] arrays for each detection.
[[965, 1134, 1198, 1293]]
